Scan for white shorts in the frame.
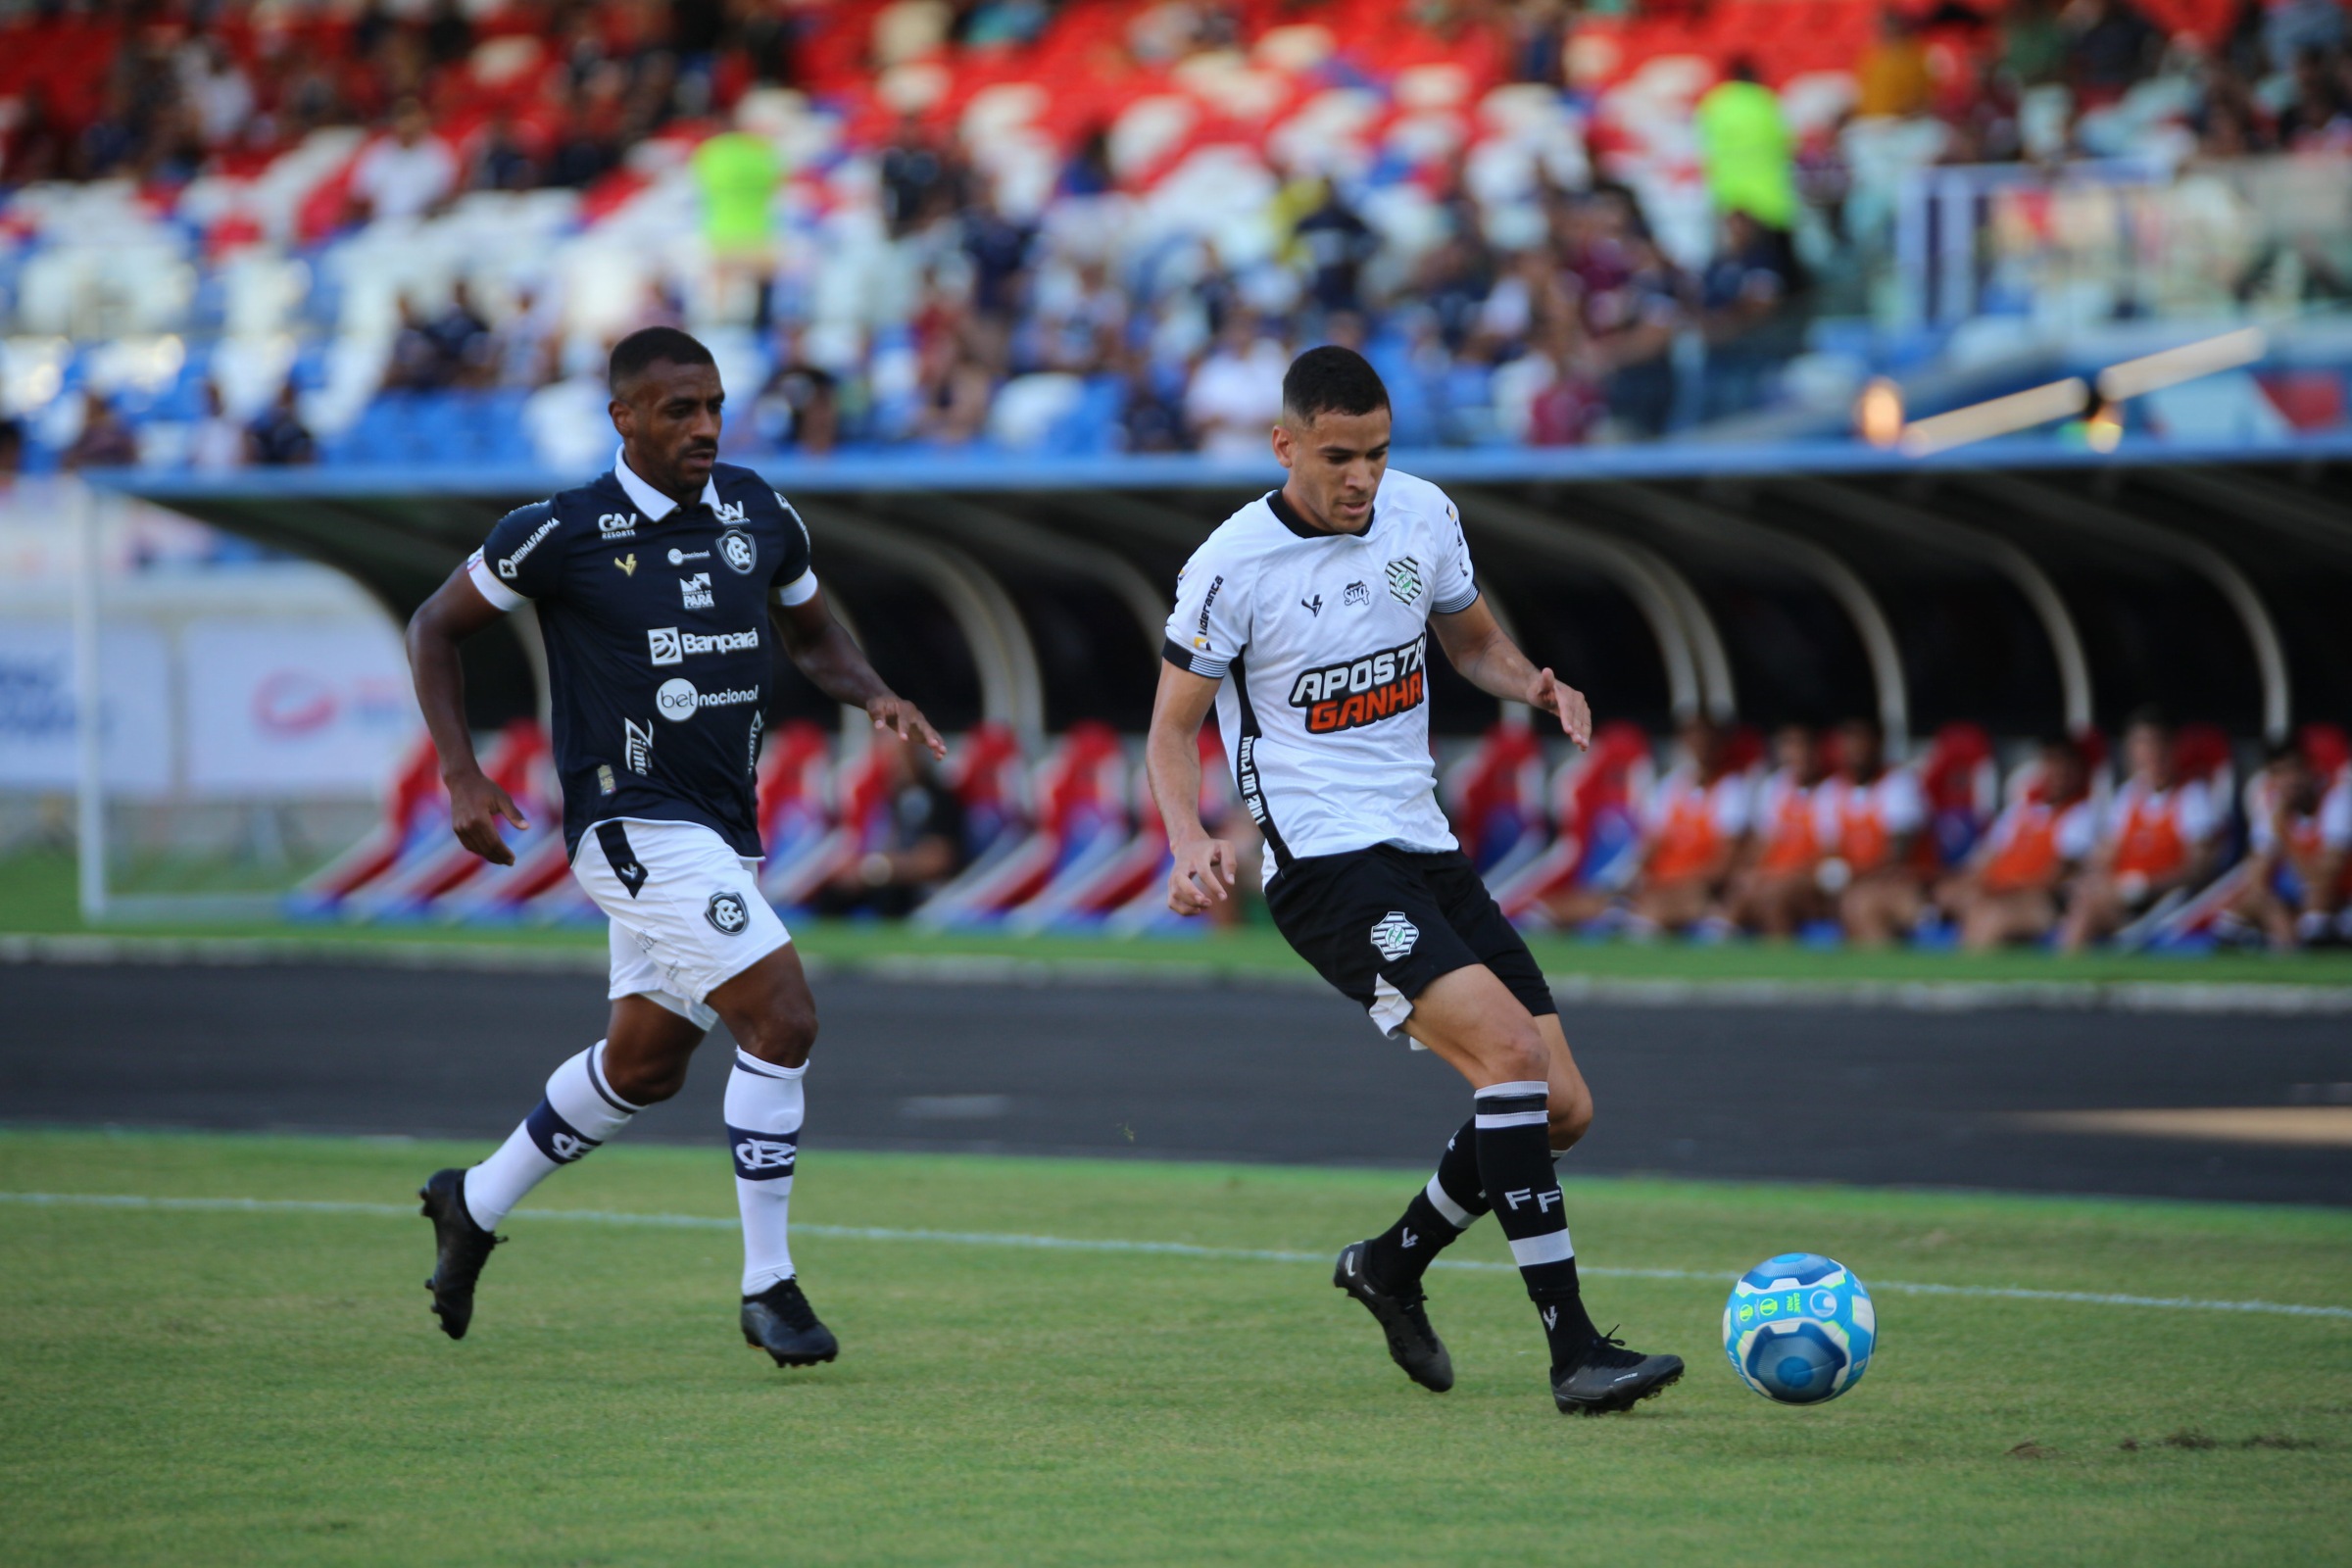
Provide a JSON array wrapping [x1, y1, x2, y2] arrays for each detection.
[[571, 818, 791, 1031]]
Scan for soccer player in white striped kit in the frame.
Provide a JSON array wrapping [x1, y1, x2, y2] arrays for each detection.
[[1145, 347, 1683, 1414]]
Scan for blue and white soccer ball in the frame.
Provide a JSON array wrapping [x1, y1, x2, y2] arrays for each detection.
[[1722, 1252, 1876, 1405]]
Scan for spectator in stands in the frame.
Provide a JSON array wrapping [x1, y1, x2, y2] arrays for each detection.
[[75, 77, 144, 180], [178, 38, 255, 150], [2058, 709, 2219, 952], [916, 328, 998, 447], [492, 283, 564, 390], [2223, 738, 2352, 948], [880, 117, 960, 238], [63, 392, 136, 470], [1507, 0, 1573, 86], [1291, 179, 1379, 320], [1524, 317, 1608, 446], [1828, 716, 1930, 947], [2065, 0, 2163, 111], [1725, 722, 1831, 939], [2265, 0, 2348, 71], [470, 108, 542, 192], [752, 349, 842, 457], [0, 416, 23, 479], [1697, 210, 1807, 421], [1942, 734, 2097, 952], [1696, 59, 1797, 236], [246, 383, 317, 466], [962, 191, 1037, 337], [2002, 0, 2072, 88], [1185, 315, 1290, 459], [3, 86, 67, 186], [188, 382, 246, 474], [695, 105, 784, 328], [422, 0, 476, 71], [1857, 13, 1935, 119], [812, 731, 968, 918], [2278, 45, 2352, 146], [387, 293, 468, 392], [1566, 187, 1683, 437], [350, 98, 458, 224], [1626, 716, 1752, 937]]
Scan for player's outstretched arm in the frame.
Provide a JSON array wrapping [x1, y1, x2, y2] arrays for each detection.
[[1146, 662, 1236, 916], [770, 588, 945, 759], [1432, 596, 1592, 748], [406, 567, 530, 865]]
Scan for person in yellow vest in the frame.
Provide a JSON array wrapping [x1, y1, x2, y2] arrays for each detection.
[[1694, 58, 1795, 233], [693, 105, 783, 329]]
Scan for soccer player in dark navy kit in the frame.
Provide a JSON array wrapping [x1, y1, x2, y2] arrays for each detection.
[[405, 326, 943, 1366]]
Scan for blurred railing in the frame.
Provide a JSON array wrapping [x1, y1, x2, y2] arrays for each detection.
[[1896, 153, 2352, 332]]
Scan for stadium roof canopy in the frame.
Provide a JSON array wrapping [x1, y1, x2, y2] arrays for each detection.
[[95, 435, 2352, 749]]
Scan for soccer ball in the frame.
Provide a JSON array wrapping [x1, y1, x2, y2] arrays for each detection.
[[1722, 1252, 1876, 1405]]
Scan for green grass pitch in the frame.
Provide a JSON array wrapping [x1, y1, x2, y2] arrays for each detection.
[[3, 1130, 2348, 1566]]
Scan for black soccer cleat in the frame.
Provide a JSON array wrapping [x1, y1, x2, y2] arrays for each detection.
[[419, 1166, 503, 1341], [742, 1277, 839, 1367], [1333, 1240, 1454, 1393], [1550, 1331, 1685, 1416]]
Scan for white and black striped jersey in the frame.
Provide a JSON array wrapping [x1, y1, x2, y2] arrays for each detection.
[[1163, 469, 1480, 879]]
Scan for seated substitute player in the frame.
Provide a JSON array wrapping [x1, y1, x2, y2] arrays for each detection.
[[1723, 721, 1830, 939], [1823, 715, 1927, 948], [1144, 346, 1683, 1416], [404, 325, 943, 1365], [1625, 715, 1751, 937], [2057, 708, 2217, 953], [1939, 734, 2097, 952], [2224, 737, 2350, 949]]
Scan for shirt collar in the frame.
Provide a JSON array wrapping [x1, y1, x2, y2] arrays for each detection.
[[1265, 487, 1373, 540], [612, 445, 721, 521]]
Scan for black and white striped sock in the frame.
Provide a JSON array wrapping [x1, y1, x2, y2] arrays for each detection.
[[1364, 1118, 1488, 1288], [1475, 1079, 1600, 1367]]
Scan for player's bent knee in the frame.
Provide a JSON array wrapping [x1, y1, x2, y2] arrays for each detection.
[[734, 999, 817, 1069], [1481, 1020, 1549, 1088], [1549, 1093, 1593, 1151]]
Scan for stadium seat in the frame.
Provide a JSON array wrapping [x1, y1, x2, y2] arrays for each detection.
[[915, 721, 1130, 928], [285, 737, 449, 918], [1443, 715, 1549, 878], [339, 720, 558, 920], [1491, 720, 1654, 923]]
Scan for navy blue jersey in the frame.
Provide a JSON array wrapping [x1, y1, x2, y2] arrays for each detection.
[[466, 453, 818, 859]]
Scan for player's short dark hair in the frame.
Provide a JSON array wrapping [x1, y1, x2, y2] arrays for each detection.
[[609, 326, 716, 397], [2124, 704, 2170, 734], [1283, 345, 1390, 426]]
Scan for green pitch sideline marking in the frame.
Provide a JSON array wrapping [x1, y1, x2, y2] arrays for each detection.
[[6, 1190, 2349, 1322]]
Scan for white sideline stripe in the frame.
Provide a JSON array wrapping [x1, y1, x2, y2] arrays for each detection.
[[4, 1190, 2348, 1322], [5, 934, 2351, 1016]]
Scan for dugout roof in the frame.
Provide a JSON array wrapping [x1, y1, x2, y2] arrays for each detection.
[[97, 436, 2352, 749]]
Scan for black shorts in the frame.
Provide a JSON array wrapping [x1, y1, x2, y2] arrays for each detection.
[[1265, 844, 1556, 1039]]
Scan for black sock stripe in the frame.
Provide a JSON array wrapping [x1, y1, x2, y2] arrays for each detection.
[[584, 1047, 640, 1114], [731, 1051, 793, 1081], [1474, 1092, 1548, 1117]]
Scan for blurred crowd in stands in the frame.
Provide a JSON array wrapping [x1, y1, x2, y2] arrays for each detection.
[[0, 0, 2346, 470]]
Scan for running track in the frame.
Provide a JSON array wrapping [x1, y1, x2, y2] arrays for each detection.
[[2, 962, 2346, 1205]]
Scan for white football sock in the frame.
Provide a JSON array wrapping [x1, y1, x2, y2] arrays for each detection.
[[724, 1048, 806, 1296], [464, 1041, 642, 1230]]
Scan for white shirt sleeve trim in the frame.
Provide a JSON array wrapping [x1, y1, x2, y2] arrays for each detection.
[[770, 569, 819, 608], [466, 550, 527, 612]]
